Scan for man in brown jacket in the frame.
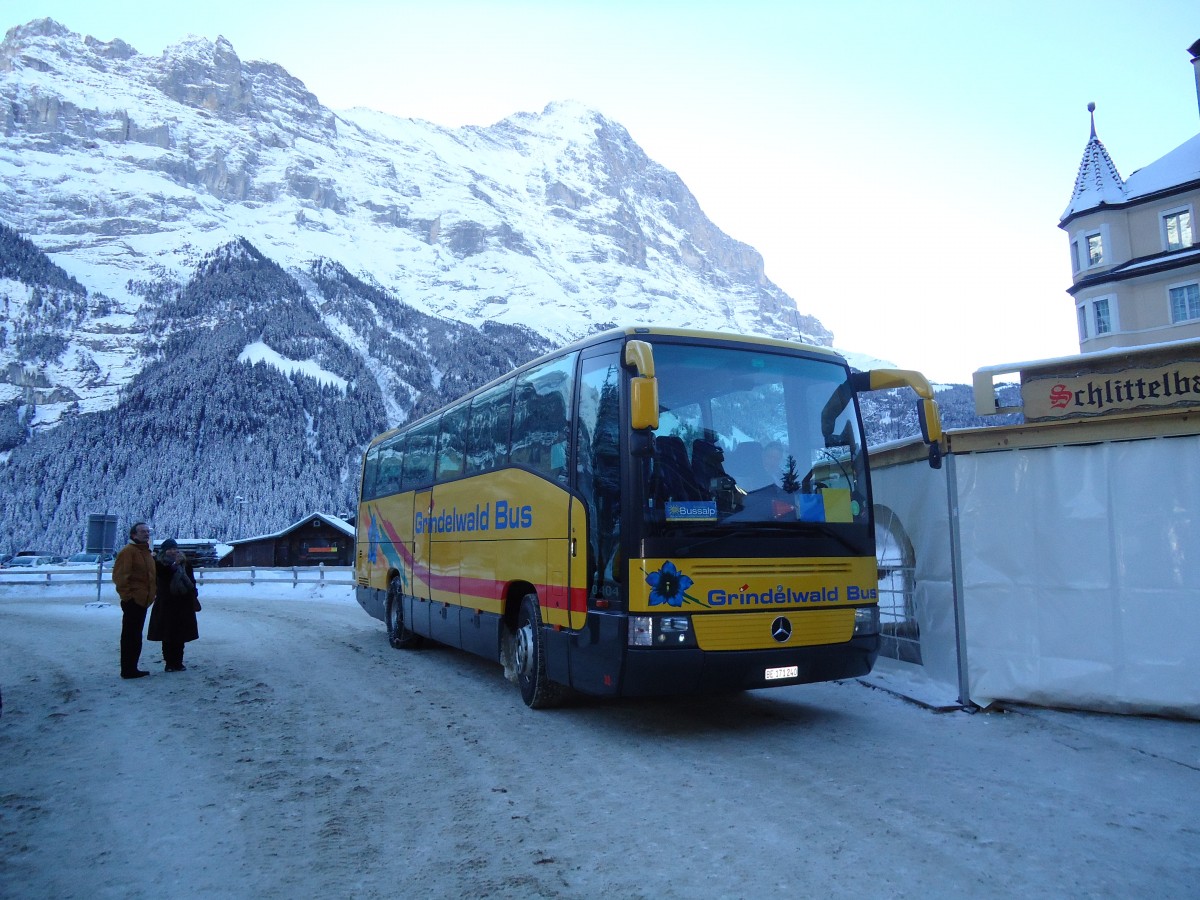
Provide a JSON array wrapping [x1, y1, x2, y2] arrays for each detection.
[[112, 522, 156, 679]]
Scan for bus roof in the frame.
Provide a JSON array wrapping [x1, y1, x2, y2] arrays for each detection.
[[582, 326, 841, 357], [369, 326, 846, 448]]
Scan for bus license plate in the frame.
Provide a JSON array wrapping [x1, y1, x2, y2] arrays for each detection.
[[765, 665, 798, 681]]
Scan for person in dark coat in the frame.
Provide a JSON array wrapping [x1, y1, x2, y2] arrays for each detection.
[[147, 538, 200, 672]]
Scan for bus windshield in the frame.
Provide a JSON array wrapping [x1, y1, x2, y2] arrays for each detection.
[[643, 342, 868, 531]]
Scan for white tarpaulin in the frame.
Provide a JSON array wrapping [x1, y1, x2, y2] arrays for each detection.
[[871, 433, 1200, 719], [869, 461, 961, 707]]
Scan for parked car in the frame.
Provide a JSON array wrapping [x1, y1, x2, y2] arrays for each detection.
[[63, 552, 115, 567], [2, 555, 63, 568], [152, 540, 219, 568]]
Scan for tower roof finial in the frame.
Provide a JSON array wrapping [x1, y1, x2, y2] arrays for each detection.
[[1062, 100, 1124, 221]]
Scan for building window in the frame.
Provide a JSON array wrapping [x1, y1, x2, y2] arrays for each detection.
[[1079, 296, 1117, 340], [1086, 232, 1104, 267], [1164, 209, 1193, 252], [1170, 283, 1200, 323], [1070, 239, 1081, 274]]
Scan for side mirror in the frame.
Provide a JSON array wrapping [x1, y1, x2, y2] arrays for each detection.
[[917, 397, 943, 444], [863, 368, 946, 469], [625, 340, 659, 432], [917, 397, 944, 468], [630, 377, 659, 431]]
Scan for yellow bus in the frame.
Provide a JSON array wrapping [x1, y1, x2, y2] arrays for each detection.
[[355, 327, 942, 707]]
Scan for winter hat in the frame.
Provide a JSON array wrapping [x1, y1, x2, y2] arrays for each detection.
[[160, 538, 179, 550]]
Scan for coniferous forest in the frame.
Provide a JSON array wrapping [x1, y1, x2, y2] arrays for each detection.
[[0, 228, 549, 553], [0, 224, 1016, 555]]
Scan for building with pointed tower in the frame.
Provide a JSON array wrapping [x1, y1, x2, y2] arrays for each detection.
[[864, 42, 1200, 721], [1059, 41, 1200, 352]]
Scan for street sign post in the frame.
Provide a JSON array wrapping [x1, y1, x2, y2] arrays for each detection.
[[85, 513, 119, 603]]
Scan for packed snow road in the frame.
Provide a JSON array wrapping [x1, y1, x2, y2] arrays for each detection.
[[2, 583, 1199, 899]]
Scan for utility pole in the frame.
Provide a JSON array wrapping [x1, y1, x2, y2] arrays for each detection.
[[234, 495, 249, 539]]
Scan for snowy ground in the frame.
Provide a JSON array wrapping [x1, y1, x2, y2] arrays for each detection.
[[2, 579, 1199, 899]]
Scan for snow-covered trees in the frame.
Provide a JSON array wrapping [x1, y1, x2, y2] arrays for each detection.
[[0, 238, 552, 553]]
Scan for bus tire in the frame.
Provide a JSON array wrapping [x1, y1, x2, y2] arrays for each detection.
[[386, 578, 422, 649], [515, 593, 567, 709]]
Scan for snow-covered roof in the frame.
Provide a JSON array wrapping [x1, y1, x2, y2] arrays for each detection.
[[228, 513, 354, 546], [973, 334, 1200, 378], [1122, 132, 1200, 201]]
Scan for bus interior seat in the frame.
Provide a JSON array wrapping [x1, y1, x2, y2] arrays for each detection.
[[724, 440, 762, 486], [654, 435, 709, 501], [691, 439, 728, 487]]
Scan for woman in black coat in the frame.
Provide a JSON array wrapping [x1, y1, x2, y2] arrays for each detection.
[[147, 538, 200, 672]]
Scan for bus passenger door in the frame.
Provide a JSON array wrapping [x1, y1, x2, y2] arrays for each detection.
[[541, 487, 576, 688], [567, 495, 589, 630], [542, 491, 574, 629], [410, 489, 434, 637]]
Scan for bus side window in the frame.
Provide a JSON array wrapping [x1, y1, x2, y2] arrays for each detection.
[[465, 380, 513, 475], [402, 418, 438, 490], [436, 404, 468, 482], [362, 444, 381, 500], [377, 437, 404, 496], [576, 352, 622, 596], [511, 354, 576, 478]]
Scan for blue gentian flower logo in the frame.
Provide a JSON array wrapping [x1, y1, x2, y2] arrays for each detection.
[[646, 560, 696, 607]]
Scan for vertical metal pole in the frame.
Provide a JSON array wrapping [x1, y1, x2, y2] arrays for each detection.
[[96, 509, 110, 605], [944, 453, 972, 708]]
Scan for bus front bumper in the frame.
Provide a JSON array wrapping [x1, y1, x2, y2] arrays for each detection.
[[615, 638, 880, 697]]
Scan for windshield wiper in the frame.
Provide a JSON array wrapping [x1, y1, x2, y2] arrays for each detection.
[[789, 522, 864, 555], [671, 525, 737, 556]]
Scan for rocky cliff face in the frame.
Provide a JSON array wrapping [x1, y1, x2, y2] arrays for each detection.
[[0, 18, 830, 429], [0, 18, 851, 550]]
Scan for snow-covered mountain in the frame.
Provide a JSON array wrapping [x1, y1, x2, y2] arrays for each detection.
[[5, 18, 1002, 554], [0, 17, 830, 431]]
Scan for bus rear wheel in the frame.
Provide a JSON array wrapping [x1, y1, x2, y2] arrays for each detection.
[[515, 594, 567, 709], [386, 578, 422, 649]]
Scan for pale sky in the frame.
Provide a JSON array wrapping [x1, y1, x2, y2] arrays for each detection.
[[5, 1, 1200, 383]]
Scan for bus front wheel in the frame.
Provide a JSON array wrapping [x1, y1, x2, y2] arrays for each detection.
[[514, 594, 567, 709], [386, 579, 422, 649]]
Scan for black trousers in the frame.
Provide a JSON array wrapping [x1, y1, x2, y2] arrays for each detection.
[[120, 600, 148, 675], [162, 640, 185, 669]]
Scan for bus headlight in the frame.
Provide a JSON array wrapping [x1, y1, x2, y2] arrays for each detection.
[[629, 616, 653, 646], [628, 615, 695, 647], [853, 605, 880, 637], [658, 616, 692, 645]]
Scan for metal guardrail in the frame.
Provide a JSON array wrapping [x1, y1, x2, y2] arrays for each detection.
[[0, 565, 112, 586], [195, 566, 354, 587], [0, 565, 355, 587]]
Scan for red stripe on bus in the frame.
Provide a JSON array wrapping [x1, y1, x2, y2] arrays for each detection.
[[375, 515, 587, 613]]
